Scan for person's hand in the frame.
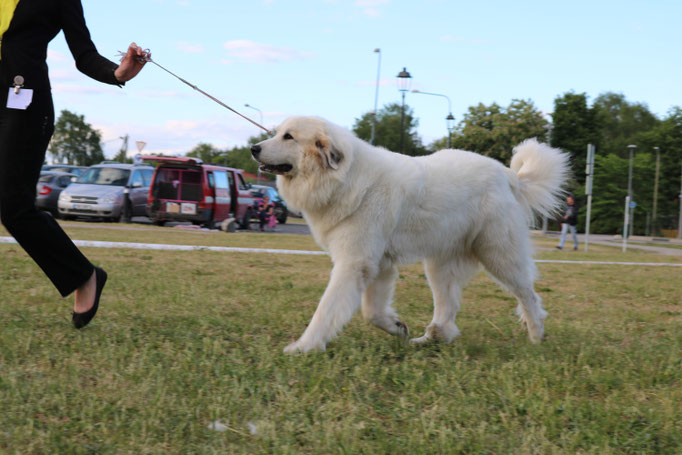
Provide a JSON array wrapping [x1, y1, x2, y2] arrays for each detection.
[[115, 43, 150, 83]]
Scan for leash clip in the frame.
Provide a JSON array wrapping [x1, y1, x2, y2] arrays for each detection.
[[13, 75, 24, 94]]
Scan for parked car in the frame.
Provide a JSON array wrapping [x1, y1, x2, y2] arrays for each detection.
[[142, 156, 255, 229], [41, 164, 88, 178], [249, 184, 288, 224], [35, 171, 77, 217], [58, 163, 155, 222]]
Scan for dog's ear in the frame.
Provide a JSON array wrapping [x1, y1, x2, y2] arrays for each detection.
[[315, 136, 343, 170]]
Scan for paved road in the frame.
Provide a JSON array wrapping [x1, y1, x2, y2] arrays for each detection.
[[61, 216, 312, 236], [240, 222, 311, 235], [539, 231, 682, 256]]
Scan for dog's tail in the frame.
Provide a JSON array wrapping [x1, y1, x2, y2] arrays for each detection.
[[507, 138, 570, 222]]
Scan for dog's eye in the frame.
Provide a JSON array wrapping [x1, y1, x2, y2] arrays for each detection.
[[283, 133, 294, 140]]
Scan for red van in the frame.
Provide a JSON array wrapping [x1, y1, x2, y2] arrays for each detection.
[[142, 156, 254, 229]]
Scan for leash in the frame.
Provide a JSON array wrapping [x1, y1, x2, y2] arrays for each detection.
[[117, 48, 272, 134]]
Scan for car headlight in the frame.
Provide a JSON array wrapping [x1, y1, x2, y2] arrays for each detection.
[[59, 192, 70, 202], [100, 194, 120, 204]]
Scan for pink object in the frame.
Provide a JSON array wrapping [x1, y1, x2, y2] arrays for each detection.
[[268, 214, 277, 229]]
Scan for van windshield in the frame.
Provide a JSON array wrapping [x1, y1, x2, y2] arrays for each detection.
[[77, 168, 130, 186]]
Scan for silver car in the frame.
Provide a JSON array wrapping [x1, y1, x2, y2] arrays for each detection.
[[58, 163, 154, 222]]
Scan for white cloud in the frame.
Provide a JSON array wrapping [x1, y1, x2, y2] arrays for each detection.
[[51, 83, 118, 95], [48, 67, 80, 83], [94, 116, 270, 159], [223, 40, 314, 64], [47, 50, 70, 63], [355, 0, 390, 16], [175, 41, 205, 54], [355, 0, 389, 6], [48, 50, 81, 83], [135, 89, 190, 99], [440, 35, 487, 45], [355, 77, 394, 87]]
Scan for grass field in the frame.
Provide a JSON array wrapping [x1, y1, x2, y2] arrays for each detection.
[[1, 222, 681, 454]]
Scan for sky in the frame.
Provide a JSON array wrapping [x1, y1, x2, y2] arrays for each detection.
[[46, 0, 682, 160]]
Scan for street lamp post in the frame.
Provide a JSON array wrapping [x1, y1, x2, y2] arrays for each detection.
[[411, 89, 455, 148], [244, 103, 264, 127], [396, 67, 412, 154], [446, 113, 455, 148], [370, 48, 381, 145], [622, 144, 637, 252], [678, 159, 682, 239], [652, 146, 660, 236]]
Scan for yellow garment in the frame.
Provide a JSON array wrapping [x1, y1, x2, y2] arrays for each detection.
[[0, 0, 21, 59]]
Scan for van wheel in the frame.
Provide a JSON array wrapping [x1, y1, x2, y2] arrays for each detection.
[[154, 220, 165, 227], [120, 200, 132, 223], [203, 211, 215, 229]]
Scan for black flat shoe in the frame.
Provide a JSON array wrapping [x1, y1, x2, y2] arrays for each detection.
[[72, 267, 107, 329]]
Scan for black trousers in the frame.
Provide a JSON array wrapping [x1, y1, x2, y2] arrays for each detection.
[[0, 88, 94, 297]]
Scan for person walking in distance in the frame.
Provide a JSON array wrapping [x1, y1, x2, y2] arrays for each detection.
[[0, 0, 149, 328], [556, 195, 579, 251]]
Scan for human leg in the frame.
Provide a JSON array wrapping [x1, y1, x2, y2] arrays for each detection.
[[557, 223, 568, 249], [0, 91, 95, 298], [258, 211, 266, 231], [570, 225, 578, 250]]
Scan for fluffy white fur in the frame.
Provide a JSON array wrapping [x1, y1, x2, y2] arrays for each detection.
[[252, 117, 570, 353]]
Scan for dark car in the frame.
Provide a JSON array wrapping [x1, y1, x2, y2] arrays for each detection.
[[41, 164, 88, 178], [35, 171, 77, 217], [249, 184, 288, 224]]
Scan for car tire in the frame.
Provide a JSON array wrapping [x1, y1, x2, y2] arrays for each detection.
[[154, 219, 165, 227], [277, 207, 288, 225]]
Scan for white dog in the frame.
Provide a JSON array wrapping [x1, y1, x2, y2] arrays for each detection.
[[251, 117, 569, 353]]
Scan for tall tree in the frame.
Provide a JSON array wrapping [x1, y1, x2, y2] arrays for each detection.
[[589, 152, 655, 235], [592, 92, 659, 157], [187, 142, 223, 164], [48, 110, 105, 165], [225, 132, 270, 175], [448, 99, 548, 164], [353, 103, 426, 156], [636, 107, 682, 232], [550, 92, 601, 186], [112, 135, 132, 164]]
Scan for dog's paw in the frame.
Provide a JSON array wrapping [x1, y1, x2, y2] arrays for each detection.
[[283, 339, 326, 354], [528, 329, 546, 344], [409, 335, 432, 345], [395, 321, 409, 341]]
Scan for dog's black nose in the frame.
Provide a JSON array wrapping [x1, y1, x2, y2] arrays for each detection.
[[251, 144, 261, 158]]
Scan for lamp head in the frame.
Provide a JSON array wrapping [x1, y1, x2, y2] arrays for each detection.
[[446, 113, 455, 131], [396, 67, 412, 92]]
